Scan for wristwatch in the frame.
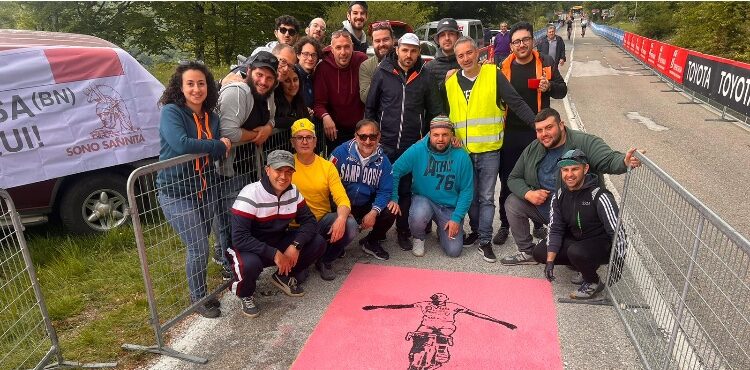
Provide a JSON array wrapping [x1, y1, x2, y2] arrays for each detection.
[[292, 241, 301, 250]]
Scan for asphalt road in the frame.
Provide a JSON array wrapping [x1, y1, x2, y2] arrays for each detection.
[[136, 23, 750, 370]]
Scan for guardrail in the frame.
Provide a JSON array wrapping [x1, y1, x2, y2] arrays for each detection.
[[605, 152, 750, 369], [591, 22, 750, 125], [0, 189, 116, 369], [123, 126, 326, 363]]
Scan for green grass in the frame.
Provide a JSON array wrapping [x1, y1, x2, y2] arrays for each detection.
[[608, 20, 638, 33], [1, 221, 225, 369]]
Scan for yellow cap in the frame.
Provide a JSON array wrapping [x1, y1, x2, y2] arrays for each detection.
[[290, 118, 316, 137]]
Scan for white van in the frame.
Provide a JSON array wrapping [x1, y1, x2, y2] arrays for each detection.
[[414, 19, 486, 48]]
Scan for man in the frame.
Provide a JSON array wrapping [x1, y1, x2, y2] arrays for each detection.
[[290, 118, 358, 280], [443, 36, 536, 263], [215, 51, 278, 273], [565, 17, 574, 40], [253, 15, 302, 55], [343, 1, 369, 53], [359, 21, 395, 103], [366, 33, 442, 251], [495, 22, 568, 247], [536, 25, 566, 67], [424, 18, 460, 96], [305, 17, 327, 42], [330, 119, 396, 260], [500, 108, 641, 265], [228, 150, 326, 317], [387, 116, 474, 258], [272, 43, 298, 81], [313, 30, 368, 153], [492, 22, 511, 64], [534, 149, 625, 300]]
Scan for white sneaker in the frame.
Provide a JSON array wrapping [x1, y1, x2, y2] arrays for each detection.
[[412, 239, 425, 257]]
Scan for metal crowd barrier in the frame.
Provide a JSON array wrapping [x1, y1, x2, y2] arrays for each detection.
[[591, 22, 749, 125], [605, 152, 750, 369], [0, 189, 116, 369], [122, 127, 325, 363]]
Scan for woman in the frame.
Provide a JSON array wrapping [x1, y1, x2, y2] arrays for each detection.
[[293, 36, 323, 108], [157, 61, 231, 318], [274, 67, 310, 130]]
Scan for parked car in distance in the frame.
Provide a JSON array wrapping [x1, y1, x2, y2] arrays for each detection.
[[1, 29, 163, 234]]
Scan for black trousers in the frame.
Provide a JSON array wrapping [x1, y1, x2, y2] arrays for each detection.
[[532, 235, 612, 283], [498, 129, 537, 228], [350, 203, 396, 242], [228, 231, 326, 298], [325, 128, 355, 154]]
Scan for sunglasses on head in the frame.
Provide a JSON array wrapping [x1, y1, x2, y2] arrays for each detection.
[[357, 133, 379, 141], [371, 21, 392, 31], [178, 59, 204, 66], [278, 26, 298, 36]]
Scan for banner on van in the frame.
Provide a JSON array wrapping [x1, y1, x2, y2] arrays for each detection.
[[0, 46, 164, 189]]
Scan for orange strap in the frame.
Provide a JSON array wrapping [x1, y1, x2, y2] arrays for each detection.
[[502, 50, 550, 112], [192, 112, 212, 199]]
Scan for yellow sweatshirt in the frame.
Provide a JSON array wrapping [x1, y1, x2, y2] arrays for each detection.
[[292, 154, 351, 220]]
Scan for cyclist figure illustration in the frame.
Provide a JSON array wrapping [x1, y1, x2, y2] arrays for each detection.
[[363, 293, 516, 370]]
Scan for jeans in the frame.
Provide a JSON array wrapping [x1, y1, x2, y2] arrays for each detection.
[[467, 150, 501, 242], [505, 193, 549, 254], [317, 212, 359, 263], [409, 195, 464, 257], [214, 174, 252, 266], [159, 191, 215, 302]]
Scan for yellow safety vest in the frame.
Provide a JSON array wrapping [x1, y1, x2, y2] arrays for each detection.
[[445, 64, 505, 154]]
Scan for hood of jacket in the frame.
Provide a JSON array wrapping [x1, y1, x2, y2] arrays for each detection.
[[342, 20, 367, 44]]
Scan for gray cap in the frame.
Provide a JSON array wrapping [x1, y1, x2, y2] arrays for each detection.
[[434, 18, 459, 42], [266, 150, 295, 170]]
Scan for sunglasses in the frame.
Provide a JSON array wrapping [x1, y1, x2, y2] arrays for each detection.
[[278, 27, 298, 36], [356, 133, 379, 142]]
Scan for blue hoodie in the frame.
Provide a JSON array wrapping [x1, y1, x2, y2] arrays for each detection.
[[330, 139, 393, 214], [391, 137, 474, 223]]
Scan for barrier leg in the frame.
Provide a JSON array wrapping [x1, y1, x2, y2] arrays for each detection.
[[705, 106, 736, 122]]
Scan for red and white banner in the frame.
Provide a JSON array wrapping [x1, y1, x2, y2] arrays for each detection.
[[0, 46, 164, 188]]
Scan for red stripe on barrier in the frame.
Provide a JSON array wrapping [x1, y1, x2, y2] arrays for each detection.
[[44, 47, 124, 83]]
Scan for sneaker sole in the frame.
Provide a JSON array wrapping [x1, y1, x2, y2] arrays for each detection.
[[270, 276, 305, 297], [242, 310, 260, 318], [361, 246, 388, 261], [412, 250, 425, 257], [569, 285, 604, 299], [477, 248, 497, 263]]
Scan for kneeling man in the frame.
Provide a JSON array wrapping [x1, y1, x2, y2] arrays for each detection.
[[388, 116, 474, 258], [229, 150, 326, 317], [534, 149, 624, 300]]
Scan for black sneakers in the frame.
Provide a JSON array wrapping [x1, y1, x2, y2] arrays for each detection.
[[212, 246, 224, 265], [221, 264, 233, 281], [463, 232, 479, 246], [478, 241, 497, 263], [397, 230, 413, 251], [270, 272, 305, 296], [195, 298, 220, 318], [360, 238, 390, 260], [492, 227, 510, 245], [315, 260, 336, 281], [241, 296, 259, 317]]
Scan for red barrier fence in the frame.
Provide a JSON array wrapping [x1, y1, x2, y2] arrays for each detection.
[[622, 31, 750, 116]]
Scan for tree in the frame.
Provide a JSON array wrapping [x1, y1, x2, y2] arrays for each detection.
[[323, 1, 436, 36]]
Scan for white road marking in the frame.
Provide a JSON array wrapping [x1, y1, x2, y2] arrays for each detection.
[[625, 112, 669, 131]]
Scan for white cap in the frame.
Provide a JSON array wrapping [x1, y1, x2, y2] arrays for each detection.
[[398, 33, 420, 47]]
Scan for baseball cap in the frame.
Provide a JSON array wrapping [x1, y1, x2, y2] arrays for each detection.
[[399, 33, 420, 47], [429, 115, 454, 131], [434, 18, 459, 41], [290, 118, 316, 137], [246, 51, 278, 74], [266, 150, 295, 170], [557, 149, 589, 167]]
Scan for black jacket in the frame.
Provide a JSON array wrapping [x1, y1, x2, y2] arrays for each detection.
[[536, 35, 566, 65], [274, 84, 309, 130], [365, 51, 442, 155], [423, 50, 459, 113], [547, 174, 620, 254]]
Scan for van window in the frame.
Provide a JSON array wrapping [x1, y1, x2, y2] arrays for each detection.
[[470, 24, 480, 41], [427, 26, 438, 42], [415, 25, 427, 40]]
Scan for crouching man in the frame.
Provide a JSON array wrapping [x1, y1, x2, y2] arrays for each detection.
[[388, 115, 474, 258], [534, 149, 625, 300], [228, 150, 325, 317]]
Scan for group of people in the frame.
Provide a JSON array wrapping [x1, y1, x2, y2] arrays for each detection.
[[155, 1, 641, 319]]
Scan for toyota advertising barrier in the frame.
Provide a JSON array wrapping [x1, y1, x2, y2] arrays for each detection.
[[684, 52, 750, 117], [0, 32, 163, 190]]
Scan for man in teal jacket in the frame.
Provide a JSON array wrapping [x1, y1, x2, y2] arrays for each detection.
[[388, 115, 474, 258], [500, 108, 642, 265]]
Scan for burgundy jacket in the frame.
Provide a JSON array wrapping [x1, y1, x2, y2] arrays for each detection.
[[313, 49, 368, 132]]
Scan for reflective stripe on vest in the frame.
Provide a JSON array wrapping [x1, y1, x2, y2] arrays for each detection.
[[446, 64, 505, 154], [501, 49, 552, 112]]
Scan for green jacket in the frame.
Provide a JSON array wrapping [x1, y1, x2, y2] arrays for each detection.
[[359, 55, 380, 104], [508, 127, 628, 198]]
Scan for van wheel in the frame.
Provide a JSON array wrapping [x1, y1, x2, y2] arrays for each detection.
[[59, 174, 130, 233]]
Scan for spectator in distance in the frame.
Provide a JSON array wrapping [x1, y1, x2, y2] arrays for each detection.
[[536, 24, 567, 67], [493, 22, 511, 64]]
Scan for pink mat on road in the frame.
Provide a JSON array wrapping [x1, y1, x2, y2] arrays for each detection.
[[292, 264, 562, 370]]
